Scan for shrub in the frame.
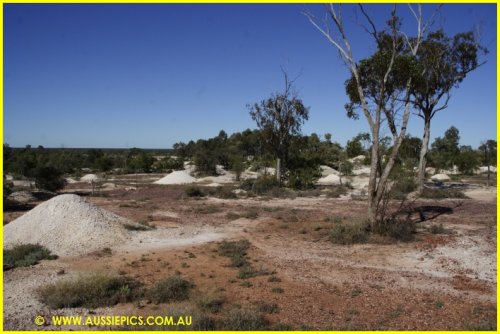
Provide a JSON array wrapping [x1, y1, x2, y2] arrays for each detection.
[[430, 224, 451, 234], [217, 240, 250, 267], [326, 185, 349, 198], [146, 276, 192, 304], [34, 166, 66, 192], [287, 167, 320, 190], [4, 244, 58, 271], [421, 188, 467, 199], [267, 276, 281, 283], [374, 218, 416, 242], [221, 307, 268, 330], [208, 186, 237, 199], [330, 221, 369, 245], [254, 301, 280, 314], [237, 266, 257, 279], [123, 223, 152, 231], [240, 175, 279, 195], [390, 177, 417, 199], [195, 293, 225, 314], [185, 186, 205, 197], [38, 273, 142, 309], [271, 287, 284, 294]]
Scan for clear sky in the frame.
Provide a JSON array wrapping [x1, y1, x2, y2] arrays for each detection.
[[4, 4, 497, 149]]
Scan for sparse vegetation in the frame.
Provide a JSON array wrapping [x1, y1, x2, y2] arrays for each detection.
[[217, 239, 251, 267], [4, 244, 58, 271], [271, 287, 284, 294], [38, 273, 142, 308], [421, 188, 468, 199], [185, 186, 205, 197], [330, 221, 369, 245], [146, 275, 193, 304], [221, 307, 268, 330]]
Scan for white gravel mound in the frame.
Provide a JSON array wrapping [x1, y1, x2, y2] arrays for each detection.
[[477, 166, 497, 174], [65, 177, 78, 184], [320, 165, 340, 177], [431, 173, 450, 182], [7, 191, 36, 204], [3, 194, 135, 256], [348, 155, 366, 164], [316, 174, 341, 186], [205, 182, 222, 187], [154, 170, 197, 185], [80, 174, 101, 182], [352, 166, 371, 175]]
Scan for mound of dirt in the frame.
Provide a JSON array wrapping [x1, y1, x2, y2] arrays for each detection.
[[316, 174, 341, 186], [320, 165, 339, 177], [7, 191, 36, 204], [431, 173, 451, 182], [80, 174, 101, 182], [3, 194, 138, 257], [154, 170, 197, 185]]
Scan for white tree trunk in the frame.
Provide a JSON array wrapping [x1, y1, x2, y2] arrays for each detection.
[[417, 117, 431, 194]]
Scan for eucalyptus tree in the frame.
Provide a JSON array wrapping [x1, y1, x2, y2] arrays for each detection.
[[411, 29, 487, 193], [305, 4, 429, 226], [248, 71, 309, 184]]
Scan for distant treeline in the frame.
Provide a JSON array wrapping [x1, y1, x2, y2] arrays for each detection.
[[4, 126, 496, 185]]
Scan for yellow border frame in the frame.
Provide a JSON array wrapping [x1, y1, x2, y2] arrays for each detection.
[[0, 1, 497, 333]]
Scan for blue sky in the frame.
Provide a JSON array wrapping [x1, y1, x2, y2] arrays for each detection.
[[4, 4, 497, 149]]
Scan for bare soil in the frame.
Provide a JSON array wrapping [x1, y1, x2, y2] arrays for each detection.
[[3, 180, 497, 330]]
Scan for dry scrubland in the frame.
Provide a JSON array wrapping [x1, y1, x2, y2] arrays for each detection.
[[3, 168, 497, 330]]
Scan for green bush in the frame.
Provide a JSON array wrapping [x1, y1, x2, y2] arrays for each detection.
[[217, 240, 250, 267], [430, 223, 451, 234], [221, 307, 268, 330], [195, 294, 225, 314], [374, 218, 416, 242], [4, 244, 58, 271], [421, 188, 467, 199], [287, 167, 320, 190], [390, 177, 417, 199], [185, 186, 205, 197], [240, 175, 279, 195], [147, 276, 193, 304], [330, 221, 369, 245], [34, 166, 66, 192], [208, 186, 237, 199], [38, 273, 142, 309]]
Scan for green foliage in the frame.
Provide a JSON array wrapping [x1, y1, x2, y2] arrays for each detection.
[[185, 186, 205, 197], [240, 175, 280, 195], [34, 166, 66, 192], [217, 239, 251, 268], [146, 276, 193, 304], [38, 273, 143, 309], [429, 224, 451, 234], [345, 133, 370, 158], [456, 145, 480, 175], [479, 140, 497, 167], [330, 221, 369, 245], [248, 73, 310, 184], [287, 167, 320, 190], [195, 293, 225, 314], [221, 307, 268, 330], [159, 156, 184, 171], [374, 218, 416, 242], [429, 126, 461, 170], [4, 244, 58, 271], [421, 188, 467, 199]]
